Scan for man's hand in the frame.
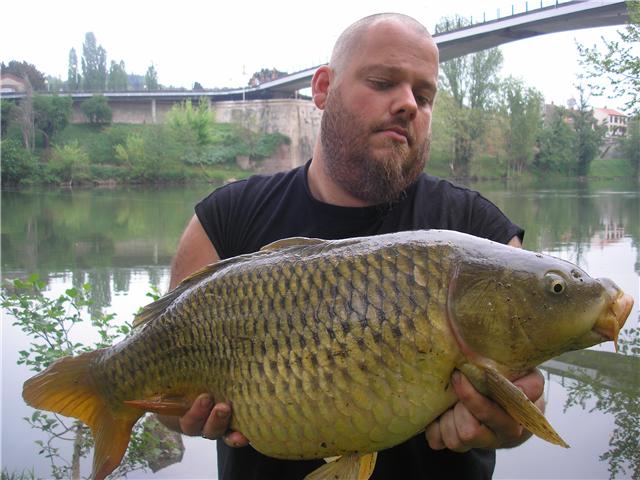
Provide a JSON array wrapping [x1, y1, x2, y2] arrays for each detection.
[[425, 369, 545, 452], [159, 394, 250, 448]]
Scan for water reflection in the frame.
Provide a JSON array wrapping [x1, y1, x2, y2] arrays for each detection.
[[1, 180, 639, 479], [541, 328, 640, 479]]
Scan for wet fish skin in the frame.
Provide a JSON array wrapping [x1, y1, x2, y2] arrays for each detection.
[[21, 230, 632, 480]]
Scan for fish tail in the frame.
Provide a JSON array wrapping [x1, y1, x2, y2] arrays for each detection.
[[22, 350, 144, 480]]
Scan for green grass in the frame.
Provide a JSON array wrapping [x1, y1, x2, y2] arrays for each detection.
[[587, 157, 634, 179]]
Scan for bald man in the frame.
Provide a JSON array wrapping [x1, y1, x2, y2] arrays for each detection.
[[162, 13, 544, 479]]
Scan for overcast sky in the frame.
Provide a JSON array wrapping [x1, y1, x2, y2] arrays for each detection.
[[1, 0, 630, 111]]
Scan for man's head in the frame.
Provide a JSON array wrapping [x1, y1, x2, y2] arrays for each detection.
[[312, 13, 439, 205]]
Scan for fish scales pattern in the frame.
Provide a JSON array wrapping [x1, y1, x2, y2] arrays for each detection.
[[92, 240, 462, 459]]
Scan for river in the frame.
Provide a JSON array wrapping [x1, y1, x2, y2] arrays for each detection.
[[1, 178, 638, 479]]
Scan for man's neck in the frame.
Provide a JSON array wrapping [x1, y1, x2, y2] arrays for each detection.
[[307, 154, 372, 208]]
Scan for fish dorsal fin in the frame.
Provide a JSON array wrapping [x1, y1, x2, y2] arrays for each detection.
[[260, 236, 327, 252], [458, 363, 569, 448], [133, 255, 251, 329]]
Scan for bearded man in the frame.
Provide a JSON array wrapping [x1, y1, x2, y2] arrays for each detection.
[[162, 12, 544, 480]]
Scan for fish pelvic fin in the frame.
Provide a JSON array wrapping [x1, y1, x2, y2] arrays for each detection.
[[22, 350, 144, 480], [305, 452, 378, 480], [459, 363, 569, 448]]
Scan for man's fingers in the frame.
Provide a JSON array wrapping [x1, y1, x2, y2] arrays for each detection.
[[452, 371, 525, 444], [180, 394, 214, 436], [223, 430, 251, 448], [201, 403, 232, 440]]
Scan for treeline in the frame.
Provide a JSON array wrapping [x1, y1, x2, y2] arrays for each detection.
[[430, 16, 639, 180], [1, 97, 289, 186]]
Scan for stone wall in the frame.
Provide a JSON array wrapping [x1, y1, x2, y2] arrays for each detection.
[[213, 99, 322, 172]]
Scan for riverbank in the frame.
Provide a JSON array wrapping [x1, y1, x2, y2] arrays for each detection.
[[2, 122, 636, 187]]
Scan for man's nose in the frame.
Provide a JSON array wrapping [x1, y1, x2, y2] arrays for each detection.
[[391, 84, 417, 121]]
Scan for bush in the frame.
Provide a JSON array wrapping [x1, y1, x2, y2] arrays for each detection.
[[80, 95, 112, 125], [1, 138, 37, 185], [48, 141, 90, 185]]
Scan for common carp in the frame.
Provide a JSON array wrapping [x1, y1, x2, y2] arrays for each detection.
[[22, 230, 633, 480]]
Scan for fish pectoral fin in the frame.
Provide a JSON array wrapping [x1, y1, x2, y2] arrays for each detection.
[[123, 395, 193, 416], [306, 452, 377, 480], [483, 367, 570, 448]]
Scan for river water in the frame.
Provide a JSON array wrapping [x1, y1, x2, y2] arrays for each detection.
[[1, 178, 638, 479]]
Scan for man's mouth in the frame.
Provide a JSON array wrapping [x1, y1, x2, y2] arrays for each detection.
[[377, 126, 410, 144]]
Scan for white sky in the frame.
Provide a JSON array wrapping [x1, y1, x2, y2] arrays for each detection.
[[0, 0, 630, 111]]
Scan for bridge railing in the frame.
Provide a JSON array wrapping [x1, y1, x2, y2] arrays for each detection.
[[438, 0, 574, 32]]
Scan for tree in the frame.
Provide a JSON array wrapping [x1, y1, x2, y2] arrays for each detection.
[[436, 15, 503, 176], [577, 1, 640, 114], [81, 32, 107, 91], [501, 78, 543, 176], [15, 76, 35, 152], [535, 108, 576, 175], [67, 48, 80, 91], [144, 64, 159, 90], [80, 95, 112, 125], [571, 85, 606, 176], [620, 116, 640, 178], [33, 95, 73, 150], [107, 60, 128, 91], [1, 60, 46, 91]]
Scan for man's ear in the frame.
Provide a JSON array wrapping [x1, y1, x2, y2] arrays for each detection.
[[311, 66, 332, 110]]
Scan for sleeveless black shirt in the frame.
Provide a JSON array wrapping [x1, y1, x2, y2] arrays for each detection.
[[195, 160, 524, 480]]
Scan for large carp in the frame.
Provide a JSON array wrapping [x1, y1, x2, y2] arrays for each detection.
[[23, 230, 633, 480]]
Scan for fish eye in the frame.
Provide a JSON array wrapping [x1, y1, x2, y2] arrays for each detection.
[[546, 273, 566, 294]]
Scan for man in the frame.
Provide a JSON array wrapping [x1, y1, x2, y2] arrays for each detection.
[[162, 13, 544, 479]]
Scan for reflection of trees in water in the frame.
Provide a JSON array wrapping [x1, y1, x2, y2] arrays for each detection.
[[550, 327, 640, 479]]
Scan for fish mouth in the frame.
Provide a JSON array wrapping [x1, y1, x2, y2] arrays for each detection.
[[593, 291, 633, 352]]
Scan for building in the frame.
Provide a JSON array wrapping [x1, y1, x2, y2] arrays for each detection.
[[0, 73, 28, 93], [593, 107, 628, 137]]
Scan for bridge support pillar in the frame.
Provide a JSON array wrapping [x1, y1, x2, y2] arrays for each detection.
[[151, 99, 157, 123]]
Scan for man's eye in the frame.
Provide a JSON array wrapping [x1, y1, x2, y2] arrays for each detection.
[[416, 95, 430, 106], [369, 79, 392, 89]]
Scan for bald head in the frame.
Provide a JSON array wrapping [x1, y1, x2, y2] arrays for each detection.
[[330, 13, 433, 76]]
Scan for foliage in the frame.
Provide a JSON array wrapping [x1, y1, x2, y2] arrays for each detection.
[[1, 60, 46, 91], [248, 68, 288, 87], [0, 138, 37, 185], [620, 116, 640, 177], [576, 1, 640, 114], [535, 108, 576, 175], [115, 127, 184, 182], [1, 98, 15, 135], [67, 48, 80, 91], [81, 32, 107, 92], [570, 85, 607, 177], [48, 141, 90, 185], [500, 77, 542, 176], [108, 60, 128, 91], [145, 64, 159, 90], [1, 276, 181, 479], [32, 95, 73, 149], [436, 15, 503, 176], [166, 99, 215, 147], [80, 95, 113, 125]]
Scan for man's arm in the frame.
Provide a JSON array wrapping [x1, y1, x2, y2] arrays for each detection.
[[159, 215, 249, 447]]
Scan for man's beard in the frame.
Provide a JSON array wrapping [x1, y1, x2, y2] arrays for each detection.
[[320, 90, 430, 205]]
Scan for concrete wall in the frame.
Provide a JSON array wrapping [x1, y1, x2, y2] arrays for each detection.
[[213, 99, 322, 172], [71, 97, 322, 173]]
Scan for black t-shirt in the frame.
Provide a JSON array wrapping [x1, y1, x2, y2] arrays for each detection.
[[195, 160, 524, 480]]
